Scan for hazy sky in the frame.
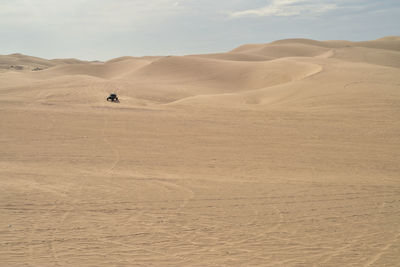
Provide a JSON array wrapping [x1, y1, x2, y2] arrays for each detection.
[[1, 0, 399, 60]]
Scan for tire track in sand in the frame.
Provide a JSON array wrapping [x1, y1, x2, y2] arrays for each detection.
[[100, 82, 121, 176], [363, 233, 400, 267]]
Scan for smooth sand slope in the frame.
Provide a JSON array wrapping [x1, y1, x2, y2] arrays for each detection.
[[1, 37, 400, 266]]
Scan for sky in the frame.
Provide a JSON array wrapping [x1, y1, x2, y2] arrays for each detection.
[[1, 0, 399, 60]]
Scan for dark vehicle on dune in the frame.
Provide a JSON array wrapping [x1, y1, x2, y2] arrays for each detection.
[[107, 93, 119, 102]]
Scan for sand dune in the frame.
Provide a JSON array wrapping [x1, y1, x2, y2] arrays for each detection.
[[1, 37, 400, 266], [192, 52, 272, 62], [232, 42, 331, 58], [39, 58, 152, 79], [0, 53, 85, 73]]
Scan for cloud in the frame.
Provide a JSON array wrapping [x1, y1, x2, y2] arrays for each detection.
[[0, 0, 184, 27], [230, 0, 337, 18]]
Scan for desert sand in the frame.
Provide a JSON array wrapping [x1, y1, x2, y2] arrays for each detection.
[[1, 37, 400, 266]]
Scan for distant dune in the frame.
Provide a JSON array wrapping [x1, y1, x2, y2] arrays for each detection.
[[1, 37, 399, 266]]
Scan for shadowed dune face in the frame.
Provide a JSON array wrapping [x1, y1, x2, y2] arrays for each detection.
[[1, 37, 400, 266]]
